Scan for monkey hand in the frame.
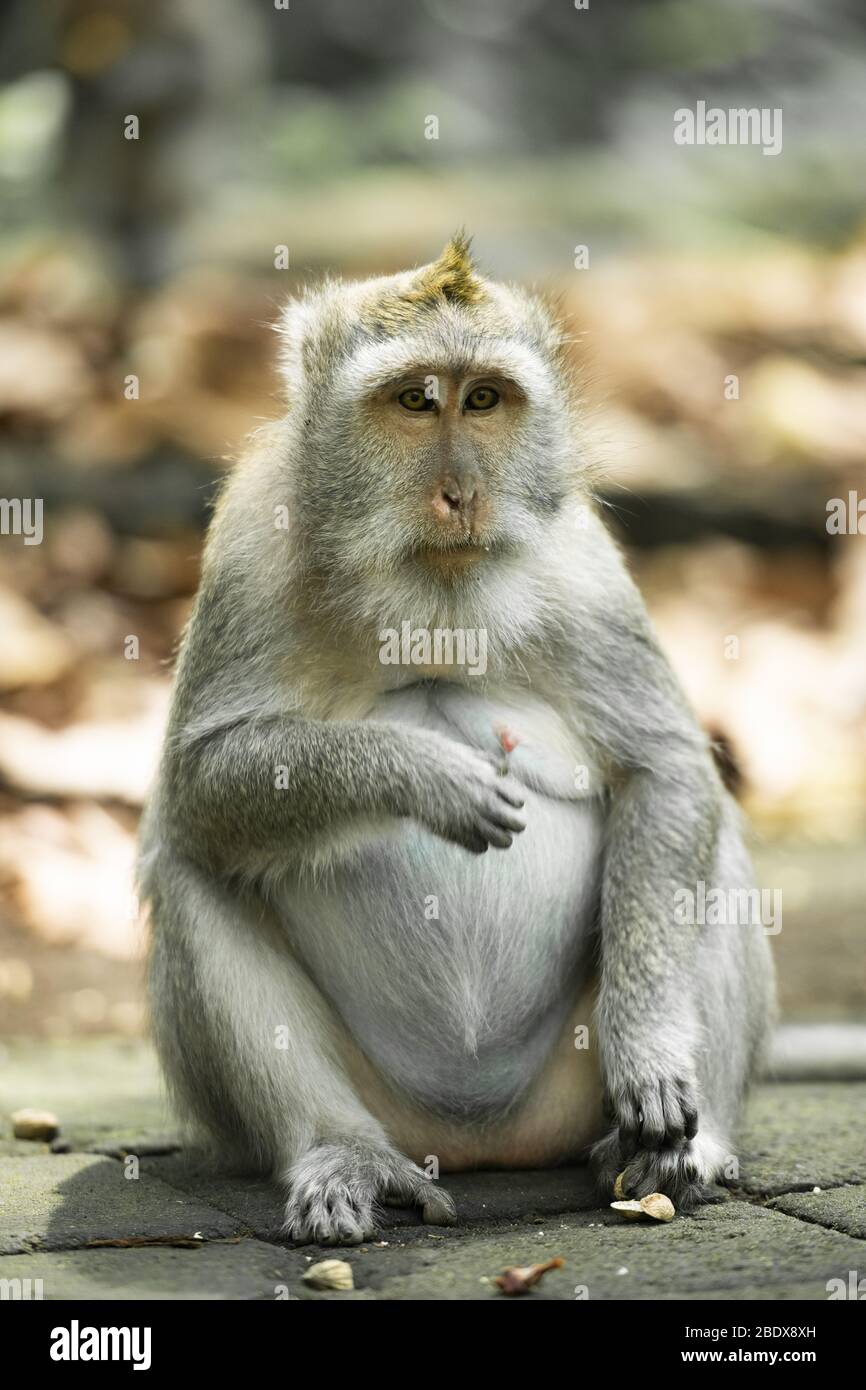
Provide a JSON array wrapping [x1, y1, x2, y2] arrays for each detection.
[[602, 1060, 699, 1156], [398, 731, 527, 854], [591, 1047, 716, 1212]]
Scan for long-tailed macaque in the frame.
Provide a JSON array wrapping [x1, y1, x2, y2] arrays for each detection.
[[140, 236, 775, 1244]]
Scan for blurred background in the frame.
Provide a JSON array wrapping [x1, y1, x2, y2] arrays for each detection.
[[0, 0, 863, 1044]]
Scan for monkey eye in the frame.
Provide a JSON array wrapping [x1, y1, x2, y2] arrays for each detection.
[[464, 385, 499, 411], [398, 387, 435, 412]]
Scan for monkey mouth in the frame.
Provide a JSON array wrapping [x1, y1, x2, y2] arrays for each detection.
[[410, 539, 497, 573]]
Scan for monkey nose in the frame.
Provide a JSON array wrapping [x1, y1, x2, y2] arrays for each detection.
[[431, 476, 478, 526]]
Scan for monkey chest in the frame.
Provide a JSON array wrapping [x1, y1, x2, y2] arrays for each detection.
[[280, 683, 605, 1116]]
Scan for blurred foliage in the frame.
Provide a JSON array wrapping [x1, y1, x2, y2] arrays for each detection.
[[0, 0, 863, 1035]]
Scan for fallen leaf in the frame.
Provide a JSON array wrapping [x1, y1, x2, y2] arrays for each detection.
[[494, 1256, 564, 1296]]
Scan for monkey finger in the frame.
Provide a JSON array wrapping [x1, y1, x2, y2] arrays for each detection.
[[655, 1076, 691, 1147], [487, 803, 527, 834], [677, 1079, 699, 1140], [493, 776, 525, 808], [476, 818, 514, 850], [614, 1086, 643, 1158], [450, 828, 489, 854], [636, 1085, 668, 1150]]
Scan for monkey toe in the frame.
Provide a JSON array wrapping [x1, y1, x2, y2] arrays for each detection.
[[318, 1216, 377, 1247], [420, 1186, 457, 1227], [286, 1191, 378, 1246], [382, 1168, 457, 1227]]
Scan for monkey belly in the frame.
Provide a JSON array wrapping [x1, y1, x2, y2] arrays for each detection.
[[280, 683, 604, 1127]]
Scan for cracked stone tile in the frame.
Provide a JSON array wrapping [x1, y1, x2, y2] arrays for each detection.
[[0, 1154, 242, 1255], [291, 1203, 866, 1301], [137, 1155, 599, 1240], [738, 1082, 866, 1195], [768, 1185, 866, 1240]]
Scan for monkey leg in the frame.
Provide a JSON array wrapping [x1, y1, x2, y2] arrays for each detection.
[[145, 849, 456, 1244]]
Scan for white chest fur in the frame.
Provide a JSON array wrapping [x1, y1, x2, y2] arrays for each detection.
[[279, 681, 605, 1119]]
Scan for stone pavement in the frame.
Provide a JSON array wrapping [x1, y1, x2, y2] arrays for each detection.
[[0, 1039, 864, 1301]]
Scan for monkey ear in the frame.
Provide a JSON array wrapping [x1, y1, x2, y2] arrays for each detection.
[[277, 276, 357, 401], [275, 295, 317, 400]]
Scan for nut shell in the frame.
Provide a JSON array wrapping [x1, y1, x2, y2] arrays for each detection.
[[302, 1258, 354, 1290]]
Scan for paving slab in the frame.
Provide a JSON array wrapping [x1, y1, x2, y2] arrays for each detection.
[[0, 1239, 306, 1300], [4, 1198, 858, 1301], [0, 1153, 241, 1255], [137, 1160, 287, 1241], [0, 1038, 170, 1154], [137, 1155, 599, 1240], [768, 1185, 866, 1240], [737, 1082, 866, 1195], [2, 1040, 865, 1300], [289, 1202, 866, 1301], [136, 1086, 864, 1237]]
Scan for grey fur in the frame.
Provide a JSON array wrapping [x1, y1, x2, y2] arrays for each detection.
[[140, 239, 775, 1240]]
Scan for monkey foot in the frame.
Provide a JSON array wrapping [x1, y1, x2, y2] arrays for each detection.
[[282, 1140, 456, 1246]]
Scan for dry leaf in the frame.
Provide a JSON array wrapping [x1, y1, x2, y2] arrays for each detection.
[[494, 1256, 564, 1296]]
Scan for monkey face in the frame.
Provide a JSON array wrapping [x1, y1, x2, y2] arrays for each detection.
[[371, 366, 531, 571], [340, 341, 570, 586], [278, 236, 582, 593]]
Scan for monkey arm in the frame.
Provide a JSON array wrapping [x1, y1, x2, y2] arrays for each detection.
[[161, 715, 429, 868], [159, 712, 525, 872], [596, 754, 721, 1110], [567, 585, 725, 1150]]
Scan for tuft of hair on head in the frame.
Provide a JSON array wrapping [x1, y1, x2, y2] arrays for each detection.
[[404, 231, 485, 308], [370, 231, 487, 333]]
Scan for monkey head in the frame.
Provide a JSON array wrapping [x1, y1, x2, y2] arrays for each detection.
[[277, 234, 582, 618]]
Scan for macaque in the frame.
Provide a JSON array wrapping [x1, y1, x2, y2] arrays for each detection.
[[140, 235, 775, 1243]]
